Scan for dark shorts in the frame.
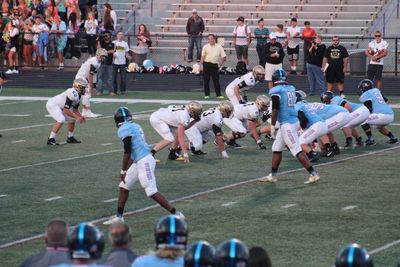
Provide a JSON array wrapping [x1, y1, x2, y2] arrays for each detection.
[[287, 45, 299, 60], [235, 45, 248, 59], [367, 64, 383, 81], [325, 67, 345, 84]]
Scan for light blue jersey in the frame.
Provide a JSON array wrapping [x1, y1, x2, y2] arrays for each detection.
[[51, 264, 109, 267], [118, 122, 150, 162], [306, 102, 348, 120], [359, 88, 393, 115], [269, 84, 299, 124], [295, 102, 324, 129], [132, 255, 184, 267], [331, 96, 362, 111]]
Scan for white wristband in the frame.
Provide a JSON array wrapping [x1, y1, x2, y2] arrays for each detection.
[[120, 170, 127, 175]]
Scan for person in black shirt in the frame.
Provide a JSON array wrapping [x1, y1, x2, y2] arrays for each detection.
[[306, 36, 326, 95], [96, 31, 114, 96], [322, 36, 349, 97], [264, 33, 285, 89]]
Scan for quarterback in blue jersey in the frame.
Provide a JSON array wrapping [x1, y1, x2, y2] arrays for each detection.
[[358, 79, 398, 145], [103, 107, 184, 225], [259, 70, 320, 184]]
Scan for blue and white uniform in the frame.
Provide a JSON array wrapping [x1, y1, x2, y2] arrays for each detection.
[[295, 101, 328, 145], [359, 88, 394, 126], [330, 96, 370, 128], [269, 84, 302, 156], [118, 122, 158, 196], [306, 102, 351, 133], [51, 264, 109, 267], [132, 255, 183, 267]]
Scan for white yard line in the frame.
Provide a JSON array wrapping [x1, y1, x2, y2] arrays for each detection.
[[281, 203, 297, 209], [221, 201, 237, 207], [0, 114, 31, 117], [103, 198, 118, 203], [0, 194, 8, 198], [100, 143, 114, 146], [369, 240, 400, 254], [0, 145, 399, 250], [11, 140, 26, 144], [341, 205, 358, 210], [0, 100, 37, 106], [44, 196, 63, 201]]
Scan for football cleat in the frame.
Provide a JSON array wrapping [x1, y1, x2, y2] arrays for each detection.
[[342, 140, 354, 150], [259, 174, 277, 183], [365, 138, 376, 146], [191, 147, 207, 155], [387, 137, 398, 144], [226, 140, 242, 148], [103, 215, 124, 225], [320, 149, 334, 157], [307, 151, 320, 162], [67, 136, 81, 144], [47, 138, 58, 145], [304, 174, 320, 184], [204, 96, 210, 99], [355, 138, 364, 147], [216, 95, 225, 99]]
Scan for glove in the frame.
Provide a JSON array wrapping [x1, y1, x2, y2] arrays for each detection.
[[239, 99, 246, 104], [270, 125, 278, 139], [257, 140, 266, 149], [221, 150, 229, 159], [243, 95, 248, 102], [261, 110, 270, 122]]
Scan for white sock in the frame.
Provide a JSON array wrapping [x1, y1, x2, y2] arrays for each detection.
[[68, 132, 74, 138], [49, 131, 57, 139]]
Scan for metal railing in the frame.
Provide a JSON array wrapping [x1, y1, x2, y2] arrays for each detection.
[[370, 0, 400, 37], [119, 0, 146, 35]]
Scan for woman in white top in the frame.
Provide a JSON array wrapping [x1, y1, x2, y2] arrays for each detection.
[[23, 18, 35, 67], [103, 3, 117, 30], [84, 11, 98, 56]]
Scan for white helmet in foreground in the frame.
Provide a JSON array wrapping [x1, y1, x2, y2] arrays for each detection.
[[252, 65, 265, 81], [186, 101, 203, 120], [255, 95, 270, 111], [218, 100, 234, 118], [73, 78, 88, 95]]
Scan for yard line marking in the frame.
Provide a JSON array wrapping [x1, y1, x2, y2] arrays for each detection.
[[0, 109, 156, 132], [341, 205, 358, 210], [100, 143, 114, 146], [392, 123, 400, 126], [11, 140, 25, 143], [0, 194, 8, 198], [221, 201, 237, 207], [281, 203, 297, 209], [0, 114, 31, 117], [44, 196, 62, 201], [0, 100, 37, 106], [103, 198, 118, 203], [0, 145, 399, 249], [369, 240, 400, 254]]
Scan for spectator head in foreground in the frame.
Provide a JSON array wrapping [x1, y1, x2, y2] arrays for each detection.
[[184, 240, 215, 267], [248, 246, 272, 267], [335, 243, 373, 267], [109, 221, 132, 248], [214, 238, 249, 267]]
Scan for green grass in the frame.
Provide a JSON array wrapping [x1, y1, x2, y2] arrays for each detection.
[[0, 90, 400, 266]]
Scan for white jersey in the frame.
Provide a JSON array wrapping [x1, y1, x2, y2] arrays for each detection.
[[226, 72, 257, 93], [368, 39, 388, 65], [75, 57, 101, 80], [233, 102, 260, 120], [152, 105, 191, 127], [194, 108, 224, 132], [48, 88, 81, 109], [286, 26, 301, 48]]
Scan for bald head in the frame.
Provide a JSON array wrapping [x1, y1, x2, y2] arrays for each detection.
[[109, 222, 132, 248], [45, 219, 68, 247]]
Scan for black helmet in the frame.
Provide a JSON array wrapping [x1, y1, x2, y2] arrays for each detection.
[[357, 79, 374, 95], [271, 69, 287, 84], [68, 223, 105, 260], [335, 244, 373, 267], [295, 90, 307, 103], [184, 240, 215, 267], [321, 91, 334, 104], [155, 215, 188, 250], [114, 107, 133, 127], [214, 238, 249, 267]]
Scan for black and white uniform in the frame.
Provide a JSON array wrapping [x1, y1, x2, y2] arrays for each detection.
[[224, 102, 260, 135], [225, 72, 257, 106], [75, 56, 101, 107], [46, 88, 81, 123]]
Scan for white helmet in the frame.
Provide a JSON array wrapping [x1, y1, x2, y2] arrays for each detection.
[[255, 95, 270, 111], [128, 62, 139, 72], [191, 63, 200, 74], [73, 78, 88, 95], [296, 90, 307, 102], [252, 65, 265, 81], [96, 48, 108, 62], [186, 101, 203, 120], [218, 100, 234, 118]]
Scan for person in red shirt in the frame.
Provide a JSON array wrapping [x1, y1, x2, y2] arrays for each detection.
[[301, 21, 316, 75]]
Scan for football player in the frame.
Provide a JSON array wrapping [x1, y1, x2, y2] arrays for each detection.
[[225, 65, 265, 106], [224, 95, 270, 149], [132, 215, 188, 267], [46, 79, 87, 145], [358, 79, 398, 145], [103, 107, 184, 225], [259, 70, 320, 184], [75, 48, 108, 118], [335, 243, 374, 267], [214, 239, 249, 267], [185, 100, 233, 158], [184, 241, 215, 267], [321, 91, 369, 148], [150, 101, 203, 163]]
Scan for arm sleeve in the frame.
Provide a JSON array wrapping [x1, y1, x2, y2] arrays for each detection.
[[64, 97, 73, 109], [340, 100, 347, 107], [238, 80, 248, 89], [89, 64, 96, 75], [298, 111, 308, 129], [212, 124, 222, 135], [271, 95, 280, 110], [122, 136, 132, 154], [364, 100, 373, 113], [72, 102, 80, 109]]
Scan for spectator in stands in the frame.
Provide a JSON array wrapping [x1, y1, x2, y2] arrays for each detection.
[[286, 17, 301, 75], [249, 246, 272, 267], [273, 24, 287, 47], [66, 0, 79, 18], [64, 11, 80, 59], [56, 0, 67, 22], [2, 0, 9, 17], [47, 0, 59, 17], [306, 36, 326, 96], [18, 2, 31, 20], [186, 8, 204, 63], [30, 0, 45, 16], [20, 219, 72, 267], [199, 33, 226, 99], [233, 16, 251, 67], [301, 21, 316, 75], [137, 24, 151, 47], [98, 222, 137, 267], [44, 8, 55, 58], [97, 30, 114, 95], [103, 3, 117, 31], [101, 7, 114, 34], [5, 19, 20, 74], [322, 35, 349, 97], [51, 14, 67, 70], [22, 18, 34, 67], [84, 11, 98, 56], [254, 18, 269, 67], [0, 15, 7, 65], [78, 0, 89, 20], [366, 30, 388, 90], [112, 31, 129, 95], [33, 14, 50, 69], [264, 33, 284, 89]]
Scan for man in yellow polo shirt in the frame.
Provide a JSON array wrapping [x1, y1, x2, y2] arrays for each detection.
[[199, 34, 226, 99]]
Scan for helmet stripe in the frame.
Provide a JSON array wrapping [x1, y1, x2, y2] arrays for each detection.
[[120, 107, 127, 122], [194, 242, 203, 267], [347, 246, 355, 267], [169, 216, 176, 245], [78, 223, 85, 246], [229, 240, 236, 259]]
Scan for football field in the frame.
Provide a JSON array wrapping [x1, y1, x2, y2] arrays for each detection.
[[0, 88, 400, 266]]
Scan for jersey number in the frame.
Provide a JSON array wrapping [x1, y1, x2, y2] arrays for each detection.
[[287, 92, 296, 107], [171, 105, 186, 112], [203, 108, 216, 117], [374, 92, 384, 104]]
